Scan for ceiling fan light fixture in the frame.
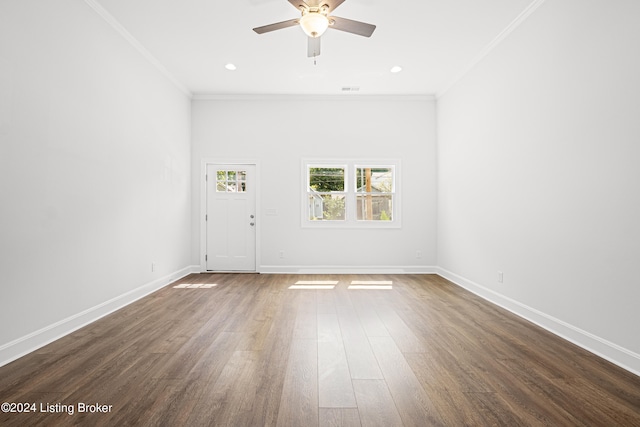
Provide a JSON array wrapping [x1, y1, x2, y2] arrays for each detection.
[[299, 12, 329, 38]]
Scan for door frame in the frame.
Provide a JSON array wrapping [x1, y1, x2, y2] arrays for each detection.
[[200, 159, 261, 272]]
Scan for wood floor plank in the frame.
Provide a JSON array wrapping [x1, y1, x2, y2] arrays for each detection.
[[276, 339, 318, 427], [319, 408, 361, 427], [185, 350, 261, 426], [292, 290, 317, 340], [1, 273, 639, 426], [552, 377, 640, 426], [235, 281, 281, 351], [494, 357, 593, 426], [136, 378, 204, 427], [350, 292, 390, 338], [482, 358, 582, 426], [404, 348, 494, 394], [243, 281, 298, 427], [373, 305, 426, 353], [336, 306, 383, 380], [317, 313, 357, 408], [422, 388, 492, 426], [317, 287, 339, 315], [353, 379, 403, 427], [572, 351, 640, 409], [464, 391, 529, 426], [183, 331, 242, 382], [369, 336, 445, 426]]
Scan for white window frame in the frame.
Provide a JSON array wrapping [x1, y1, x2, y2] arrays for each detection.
[[302, 159, 401, 229]]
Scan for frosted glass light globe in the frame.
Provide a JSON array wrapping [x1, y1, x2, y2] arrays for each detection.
[[299, 12, 329, 38]]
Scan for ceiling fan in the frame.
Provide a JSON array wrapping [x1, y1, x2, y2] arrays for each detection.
[[253, 0, 376, 58]]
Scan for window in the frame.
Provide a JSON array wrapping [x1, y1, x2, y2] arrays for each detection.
[[216, 169, 247, 192], [303, 160, 399, 228]]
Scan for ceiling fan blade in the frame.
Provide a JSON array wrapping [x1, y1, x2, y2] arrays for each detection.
[[329, 16, 376, 37], [289, 0, 344, 12], [253, 19, 300, 34], [288, 0, 310, 10], [307, 36, 321, 57], [324, 0, 346, 13]]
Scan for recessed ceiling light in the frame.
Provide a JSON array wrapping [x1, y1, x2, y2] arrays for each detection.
[[225, 63, 237, 71], [390, 66, 402, 73]]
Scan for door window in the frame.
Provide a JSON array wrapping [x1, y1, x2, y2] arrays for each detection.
[[216, 170, 247, 192]]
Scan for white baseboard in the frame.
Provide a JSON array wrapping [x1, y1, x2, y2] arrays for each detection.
[[0, 265, 200, 368], [436, 267, 640, 377], [259, 265, 438, 274]]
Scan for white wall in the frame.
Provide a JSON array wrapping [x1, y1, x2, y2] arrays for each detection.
[[191, 97, 437, 272], [437, 1, 640, 372], [0, 0, 191, 362]]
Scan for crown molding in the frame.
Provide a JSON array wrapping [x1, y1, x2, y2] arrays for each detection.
[[83, 0, 192, 98], [436, 0, 547, 99]]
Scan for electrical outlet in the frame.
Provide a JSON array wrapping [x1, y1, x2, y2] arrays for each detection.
[[416, 250, 422, 259], [151, 262, 156, 272], [278, 251, 284, 259], [498, 271, 504, 283]]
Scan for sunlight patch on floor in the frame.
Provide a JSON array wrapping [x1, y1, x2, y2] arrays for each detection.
[[288, 280, 338, 290], [348, 280, 393, 290], [173, 283, 218, 289]]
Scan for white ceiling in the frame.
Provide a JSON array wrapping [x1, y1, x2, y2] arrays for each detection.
[[92, 0, 539, 97]]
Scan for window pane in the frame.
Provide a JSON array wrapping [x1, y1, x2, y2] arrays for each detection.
[[356, 167, 393, 192], [308, 194, 345, 220], [236, 170, 246, 192], [356, 194, 392, 221], [215, 169, 247, 192], [309, 167, 345, 192], [216, 169, 228, 192]]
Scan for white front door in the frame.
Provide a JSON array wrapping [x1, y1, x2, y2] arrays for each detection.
[[206, 164, 256, 271]]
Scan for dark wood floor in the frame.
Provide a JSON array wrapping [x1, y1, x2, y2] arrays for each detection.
[[1, 274, 639, 426]]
